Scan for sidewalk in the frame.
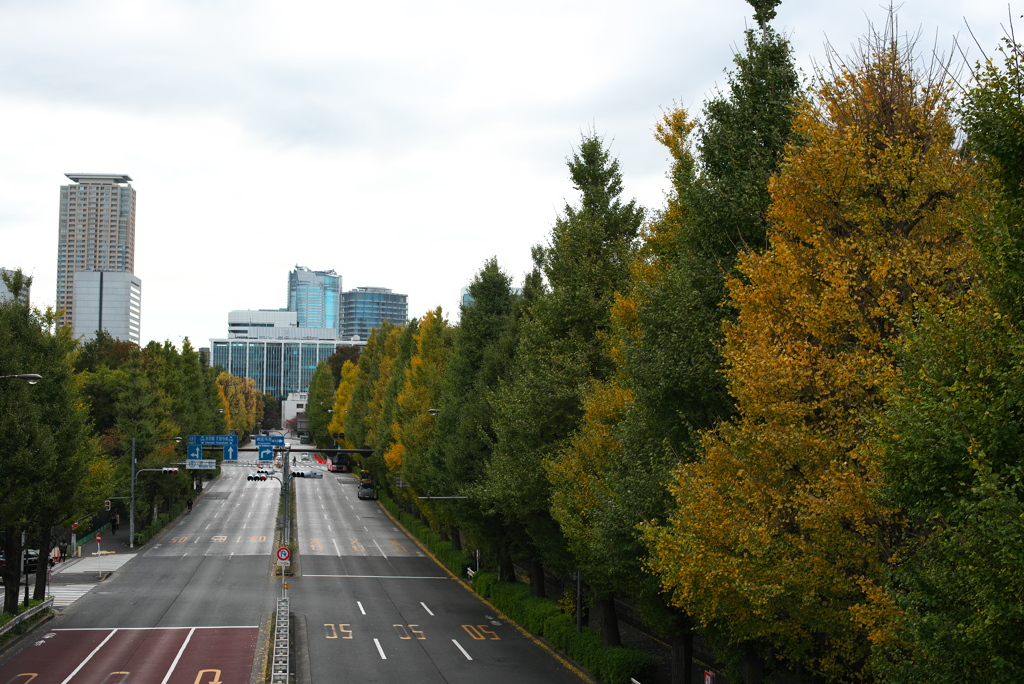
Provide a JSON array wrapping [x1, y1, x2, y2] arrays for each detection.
[[51, 529, 134, 576]]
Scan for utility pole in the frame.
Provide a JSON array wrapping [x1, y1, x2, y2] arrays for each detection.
[[281, 445, 291, 545]]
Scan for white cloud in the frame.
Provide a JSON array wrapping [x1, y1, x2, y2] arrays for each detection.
[[0, 0, 1016, 348]]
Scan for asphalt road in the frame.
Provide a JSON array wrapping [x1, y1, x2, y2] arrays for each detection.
[[0, 464, 276, 682], [290, 470, 586, 684], [0, 444, 589, 683]]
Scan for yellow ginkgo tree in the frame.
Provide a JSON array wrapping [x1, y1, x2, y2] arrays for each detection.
[[646, 27, 989, 681]]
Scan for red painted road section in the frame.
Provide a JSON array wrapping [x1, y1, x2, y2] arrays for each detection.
[[0, 626, 258, 683]]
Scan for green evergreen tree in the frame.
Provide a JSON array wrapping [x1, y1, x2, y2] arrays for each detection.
[[306, 362, 337, 447], [484, 133, 643, 619]]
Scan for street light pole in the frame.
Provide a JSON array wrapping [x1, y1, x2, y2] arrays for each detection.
[[0, 374, 42, 384], [282, 445, 291, 545]]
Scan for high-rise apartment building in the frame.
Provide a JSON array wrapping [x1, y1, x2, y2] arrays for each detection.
[[287, 266, 341, 333], [341, 287, 408, 340], [55, 173, 138, 337]]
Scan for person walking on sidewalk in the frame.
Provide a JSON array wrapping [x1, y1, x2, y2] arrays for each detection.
[[58, 540, 68, 562], [111, 513, 119, 535], [187, 498, 193, 514]]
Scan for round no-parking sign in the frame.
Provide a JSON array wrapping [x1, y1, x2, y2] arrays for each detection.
[[276, 547, 290, 562]]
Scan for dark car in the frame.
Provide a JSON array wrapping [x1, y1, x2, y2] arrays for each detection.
[[0, 549, 40, 575]]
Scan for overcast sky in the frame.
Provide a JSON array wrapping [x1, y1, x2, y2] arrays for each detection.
[[0, 0, 1014, 349]]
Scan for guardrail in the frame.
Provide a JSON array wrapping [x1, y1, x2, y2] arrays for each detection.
[[0, 597, 54, 636], [271, 593, 290, 683]]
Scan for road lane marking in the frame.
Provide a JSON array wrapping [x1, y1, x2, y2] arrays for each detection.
[[421, 602, 434, 616], [357, 602, 366, 615], [60, 629, 118, 684], [452, 639, 473, 660], [372, 540, 387, 556], [160, 627, 195, 684], [374, 638, 386, 659]]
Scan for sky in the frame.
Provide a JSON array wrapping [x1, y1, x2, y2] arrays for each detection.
[[0, 0, 1015, 349]]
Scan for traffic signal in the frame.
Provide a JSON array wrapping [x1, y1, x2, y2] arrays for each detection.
[[104, 500, 111, 511], [162, 467, 179, 474]]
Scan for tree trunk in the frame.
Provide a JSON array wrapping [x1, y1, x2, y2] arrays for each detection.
[[439, 527, 449, 542], [3, 527, 23, 615], [739, 642, 765, 684], [34, 517, 53, 601], [596, 596, 621, 647], [498, 552, 515, 583], [529, 560, 546, 598], [671, 631, 694, 684], [450, 527, 462, 551]]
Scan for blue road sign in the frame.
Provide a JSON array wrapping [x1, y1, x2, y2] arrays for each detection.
[[258, 445, 274, 461], [187, 444, 203, 460], [254, 436, 285, 446], [188, 434, 239, 447], [223, 444, 238, 461]]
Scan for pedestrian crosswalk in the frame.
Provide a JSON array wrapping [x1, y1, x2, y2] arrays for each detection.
[[49, 584, 96, 608], [47, 553, 137, 608], [64, 553, 136, 574]]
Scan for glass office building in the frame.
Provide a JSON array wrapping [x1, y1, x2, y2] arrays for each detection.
[[209, 338, 359, 400], [341, 287, 408, 340], [287, 266, 341, 333]]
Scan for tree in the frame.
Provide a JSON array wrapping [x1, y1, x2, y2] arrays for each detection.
[[394, 308, 452, 503], [0, 271, 107, 613], [868, 295, 1024, 682], [428, 259, 521, 565], [860, 28, 1024, 682], [646, 25, 986, 681], [306, 362, 337, 447], [344, 324, 392, 450], [960, 30, 1024, 321], [327, 360, 359, 446], [371, 321, 417, 487], [325, 345, 361, 385], [216, 372, 264, 437], [262, 393, 281, 430], [485, 132, 643, 624]]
